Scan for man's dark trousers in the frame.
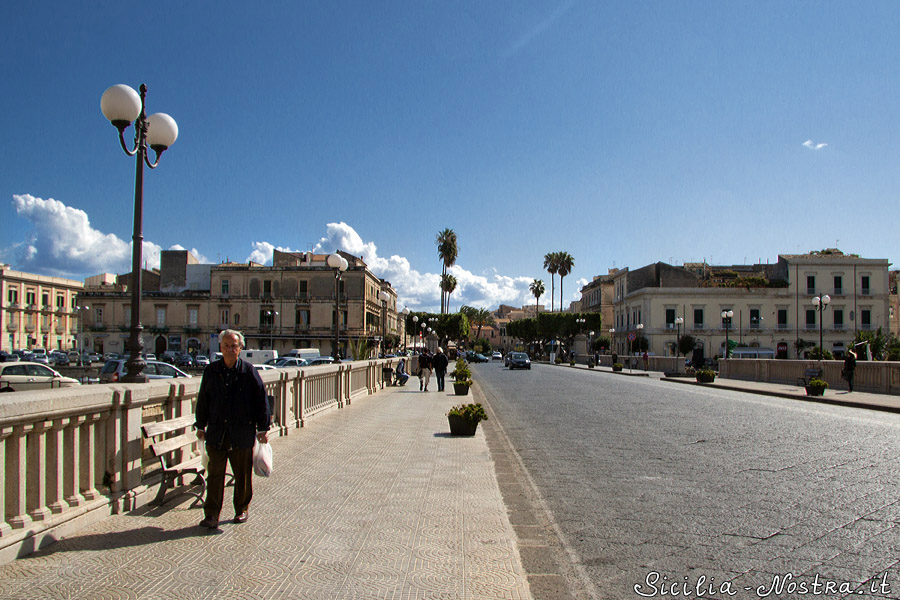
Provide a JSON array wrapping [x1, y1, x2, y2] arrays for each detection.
[[204, 444, 253, 520]]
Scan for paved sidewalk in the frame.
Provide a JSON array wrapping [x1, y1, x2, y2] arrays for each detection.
[[0, 384, 533, 600]]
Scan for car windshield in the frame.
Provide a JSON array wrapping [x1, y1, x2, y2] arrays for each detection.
[[512, 353, 528, 359]]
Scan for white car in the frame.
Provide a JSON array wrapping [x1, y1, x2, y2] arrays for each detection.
[[492, 351, 502, 360], [0, 362, 81, 392], [254, 364, 276, 371]]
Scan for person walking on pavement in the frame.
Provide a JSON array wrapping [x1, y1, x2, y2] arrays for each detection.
[[843, 349, 857, 392], [418, 350, 433, 391], [195, 329, 270, 529], [433, 347, 449, 392]]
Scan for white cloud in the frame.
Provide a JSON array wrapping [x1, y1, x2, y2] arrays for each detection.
[[802, 139, 827, 150], [9, 194, 162, 277], [4, 198, 557, 312], [314, 222, 537, 311]]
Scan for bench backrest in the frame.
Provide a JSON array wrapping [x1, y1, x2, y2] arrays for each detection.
[[141, 415, 199, 463]]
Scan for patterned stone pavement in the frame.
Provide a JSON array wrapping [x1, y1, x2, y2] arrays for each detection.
[[0, 385, 533, 600]]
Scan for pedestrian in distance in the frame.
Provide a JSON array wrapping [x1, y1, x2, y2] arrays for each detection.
[[195, 329, 270, 529], [642, 351, 649, 371], [433, 347, 449, 392], [418, 350, 433, 391], [843, 349, 857, 392], [395, 357, 409, 386]]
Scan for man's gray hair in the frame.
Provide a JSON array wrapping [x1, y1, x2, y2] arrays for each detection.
[[220, 329, 245, 348]]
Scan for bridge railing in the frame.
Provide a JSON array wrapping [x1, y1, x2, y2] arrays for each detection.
[[0, 358, 396, 563]]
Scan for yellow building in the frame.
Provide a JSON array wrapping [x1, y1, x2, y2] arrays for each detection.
[[0, 264, 83, 352]]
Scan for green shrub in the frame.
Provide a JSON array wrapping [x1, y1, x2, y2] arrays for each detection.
[[696, 369, 716, 383], [447, 403, 488, 423]]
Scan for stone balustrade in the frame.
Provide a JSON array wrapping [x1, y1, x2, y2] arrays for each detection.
[[0, 358, 395, 563]]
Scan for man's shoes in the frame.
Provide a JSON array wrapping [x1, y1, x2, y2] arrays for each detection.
[[233, 511, 249, 524], [199, 517, 219, 529]]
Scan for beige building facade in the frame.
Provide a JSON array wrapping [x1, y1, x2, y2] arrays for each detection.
[[608, 250, 891, 361], [0, 264, 83, 352], [78, 250, 401, 358]]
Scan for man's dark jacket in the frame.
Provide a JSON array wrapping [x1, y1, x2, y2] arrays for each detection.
[[195, 358, 270, 449], [432, 353, 449, 373]]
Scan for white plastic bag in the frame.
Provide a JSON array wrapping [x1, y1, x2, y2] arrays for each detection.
[[252, 439, 273, 477]]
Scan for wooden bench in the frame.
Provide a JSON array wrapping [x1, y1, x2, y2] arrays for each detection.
[[797, 367, 822, 387], [141, 414, 205, 506]]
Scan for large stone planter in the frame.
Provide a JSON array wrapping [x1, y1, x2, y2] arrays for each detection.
[[453, 382, 470, 396], [805, 385, 826, 397], [447, 414, 478, 436]]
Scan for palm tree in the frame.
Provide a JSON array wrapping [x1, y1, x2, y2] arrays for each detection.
[[441, 274, 457, 313], [436, 228, 458, 314], [556, 252, 574, 312], [529, 279, 545, 316], [543, 252, 559, 312], [472, 307, 494, 340]]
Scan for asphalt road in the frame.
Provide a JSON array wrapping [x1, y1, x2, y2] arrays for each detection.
[[473, 361, 900, 600]]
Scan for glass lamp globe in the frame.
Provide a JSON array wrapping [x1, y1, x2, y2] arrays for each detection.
[[146, 113, 179, 151], [101, 84, 141, 128]]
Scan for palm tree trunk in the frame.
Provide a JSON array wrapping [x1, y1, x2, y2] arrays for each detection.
[[559, 276, 564, 313]]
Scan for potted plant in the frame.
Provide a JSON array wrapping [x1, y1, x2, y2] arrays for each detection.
[[449, 357, 472, 396], [569, 357, 576, 366], [612, 362, 623, 372], [695, 368, 716, 383], [447, 402, 488, 436], [805, 377, 828, 396]]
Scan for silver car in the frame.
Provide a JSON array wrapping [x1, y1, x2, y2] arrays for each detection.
[[0, 362, 81, 392], [99, 359, 192, 383]]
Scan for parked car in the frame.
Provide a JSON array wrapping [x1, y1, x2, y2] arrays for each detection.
[[52, 353, 70, 367], [469, 353, 490, 363], [99, 359, 192, 383], [254, 364, 276, 371], [193, 355, 210, 367], [0, 362, 81, 392], [308, 356, 335, 366], [175, 354, 194, 368], [492, 351, 502, 361], [508, 352, 532, 370], [274, 357, 309, 368]]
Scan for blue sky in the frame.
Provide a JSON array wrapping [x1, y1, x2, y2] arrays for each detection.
[[3, 1, 900, 312]]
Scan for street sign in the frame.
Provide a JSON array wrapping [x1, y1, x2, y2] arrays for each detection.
[[627, 332, 636, 342]]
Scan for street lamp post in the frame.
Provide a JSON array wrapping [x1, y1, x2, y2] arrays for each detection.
[[674, 316, 684, 372], [635, 323, 644, 371], [721, 309, 734, 359], [266, 310, 278, 351], [420, 322, 426, 350], [76, 305, 89, 365], [101, 83, 178, 383], [812, 294, 831, 360], [609, 328, 616, 359], [378, 290, 390, 357], [412, 315, 419, 351], [327, 253, 349, 361], [401, 308, 409, 352]]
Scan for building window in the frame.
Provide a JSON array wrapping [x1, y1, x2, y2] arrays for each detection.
[[7, 288, 18, 304], [861, 309, 872, 329], [124, 306, 131, 324], [833, 308, 844, 329], [693, 308, 704, 328], [833, 275, 843, 295], [26, 291, 36, 306], [156, 308, 166, 327], [263, 280, 273, 297], [188, 307, 199, 326], [777, 309, 788, 329], [220, 309, 229, 325], [95, 308, 103, 327], [806, 275, 816, 295], [298, 280, 308, 297], [296, 309, 309, 328], [221, 279, 230, 295], [806, 309, 816, 329], [260, 309, 276, 326], [42, 293, 49, 308], [861, 276, 870, 295], [234, 313, 240, 326], [56, 295, 65, 309], [665, 308, 675, 329], [749, 309, 761, 329]]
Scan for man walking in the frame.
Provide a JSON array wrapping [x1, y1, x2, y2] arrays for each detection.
[[433, 347, 449, 392], [195, 329, 270, 529]]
